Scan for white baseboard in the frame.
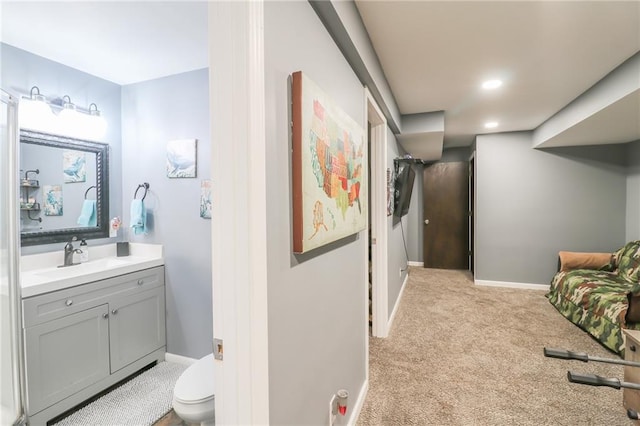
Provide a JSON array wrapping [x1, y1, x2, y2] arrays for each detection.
[[387, 272, 409, 331], [474, 279, 549, 291], [407, 261, 423, 267], [165, 352, 198, 366], [347, 379, 368, 426]]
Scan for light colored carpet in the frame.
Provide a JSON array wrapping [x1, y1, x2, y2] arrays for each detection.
[[358, 268, 636, 425], [53, 361, 187, 426]]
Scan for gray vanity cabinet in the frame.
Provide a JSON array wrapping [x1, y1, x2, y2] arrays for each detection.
[[24, 304, 111, 414], [22, 266, 166, 425], [109, 286, 166, 372]]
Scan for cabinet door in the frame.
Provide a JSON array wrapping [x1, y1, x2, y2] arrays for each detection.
[[24, 304, 110, 414], [109, 286, 166, 373]]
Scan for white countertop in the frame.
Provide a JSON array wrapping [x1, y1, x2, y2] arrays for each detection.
[[21, 243, 164, 298]]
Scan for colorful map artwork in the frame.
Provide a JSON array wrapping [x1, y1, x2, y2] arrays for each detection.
[[292, 71, 367, 254], [309, 99, 363, 223]]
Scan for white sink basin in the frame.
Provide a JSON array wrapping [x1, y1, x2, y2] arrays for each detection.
[[21, 243, 164, 298], [35, 258, 132, 279], [79, 257, 131, 269]]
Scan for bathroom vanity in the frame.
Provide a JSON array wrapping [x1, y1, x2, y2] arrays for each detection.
[[20, 243, 165, 426]]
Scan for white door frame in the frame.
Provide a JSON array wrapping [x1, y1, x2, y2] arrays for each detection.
[[365, 88, 389, 338], [209, 2, 269, 424], [468, 151, 475, 275]]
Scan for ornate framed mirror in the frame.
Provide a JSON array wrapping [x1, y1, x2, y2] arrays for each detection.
[[20, 130, 109, 246]]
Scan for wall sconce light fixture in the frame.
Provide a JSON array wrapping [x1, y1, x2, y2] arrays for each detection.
[[19, 86, 108, 141]]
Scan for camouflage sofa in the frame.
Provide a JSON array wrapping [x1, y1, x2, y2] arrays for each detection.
[[547, 241, 640, 355]]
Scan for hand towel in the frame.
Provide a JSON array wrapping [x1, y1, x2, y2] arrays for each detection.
[[77, 200, 97, 227], [130, 199, 147, 235]]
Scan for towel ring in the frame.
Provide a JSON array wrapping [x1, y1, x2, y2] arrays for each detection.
[[84, 185, 96, 200], [134, 183, 150, 201]]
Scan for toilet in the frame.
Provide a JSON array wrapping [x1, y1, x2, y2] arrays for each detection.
[[172, 353, 215, 425]]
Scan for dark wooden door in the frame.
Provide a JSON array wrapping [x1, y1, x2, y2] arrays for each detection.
[[423, 162, 469, 269]]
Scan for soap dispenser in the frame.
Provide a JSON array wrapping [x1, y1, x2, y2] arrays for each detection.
[[79, 239, 89, 262]]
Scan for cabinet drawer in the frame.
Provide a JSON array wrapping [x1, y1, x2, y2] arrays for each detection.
[[23, 266, 164, 327]]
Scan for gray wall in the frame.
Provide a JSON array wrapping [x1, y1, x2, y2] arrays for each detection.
[[265, 2, 366, 424], [406, 162, 424, 263], [440, 146, 471, 163], [388, 130, 424, 264], [627, 140, 640, 241], [387, 127, 409, 316], [1, 43, 123, 255], [475, 132, 628, 284], [121, 69, 212, 359]]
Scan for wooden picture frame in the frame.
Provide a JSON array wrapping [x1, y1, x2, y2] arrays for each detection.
[[291, 71, 367, 254]]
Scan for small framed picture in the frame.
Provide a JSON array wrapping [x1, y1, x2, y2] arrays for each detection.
[[167, 139, 197, 178], [63, 150, 86, 183], [200, 180, 212, 219], [43, 185, 63, 216]]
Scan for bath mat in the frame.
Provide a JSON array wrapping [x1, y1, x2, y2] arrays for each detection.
[[53, 361, 187, 426]]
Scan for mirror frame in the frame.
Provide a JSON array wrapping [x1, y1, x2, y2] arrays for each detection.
[[20, 130, 110, 246]]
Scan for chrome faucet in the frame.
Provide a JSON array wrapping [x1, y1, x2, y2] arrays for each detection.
[[62, 239, 82, 267]]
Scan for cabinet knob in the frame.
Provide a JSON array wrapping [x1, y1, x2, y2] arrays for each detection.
[[65, 299, 73, 306], [137, 279, 143, 285], [102, 313, 109, 319], [111, 309, 118, 315]]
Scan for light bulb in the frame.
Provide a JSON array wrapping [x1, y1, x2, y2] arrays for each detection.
[[58, 107, 83, 138], [88, 104, 107, 140], [19, 97, 55, 132]]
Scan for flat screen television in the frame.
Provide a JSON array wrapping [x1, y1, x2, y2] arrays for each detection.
[[393, 163, 415, 218]]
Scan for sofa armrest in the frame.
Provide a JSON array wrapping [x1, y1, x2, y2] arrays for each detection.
[[627, 292, 640, 324], [558, 251, 614, 272]]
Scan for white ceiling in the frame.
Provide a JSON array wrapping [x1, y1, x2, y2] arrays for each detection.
[[355, 1, 640, 148], [1, 1, 638, 150], [1, 1, 208, 85]]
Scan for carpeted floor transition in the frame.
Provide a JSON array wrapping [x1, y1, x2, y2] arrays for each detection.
[[358, 267, 636, 426], [49, 268, 637, 425]]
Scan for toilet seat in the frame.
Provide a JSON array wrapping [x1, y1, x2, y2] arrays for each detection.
[[173, 353, 215, 404], [174, 393, 214, 405]]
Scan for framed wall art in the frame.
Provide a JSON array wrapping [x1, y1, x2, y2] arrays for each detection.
[[43, 184, 63, 216], [63, 150, 86, 183], [200, 179, 212, 219], [166, 139, 197, 178], [291, 71, 367, 254]]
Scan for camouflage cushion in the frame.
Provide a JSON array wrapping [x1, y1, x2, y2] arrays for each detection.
[[617, 241, 640, 284], [547, 268, 640, 355]]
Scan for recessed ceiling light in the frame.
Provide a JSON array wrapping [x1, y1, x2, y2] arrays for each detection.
[[482, 79, 503, 90], [484, 121, 499, 129]]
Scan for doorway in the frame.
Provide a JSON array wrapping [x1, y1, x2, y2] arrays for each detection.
[[423, 162, 469, 269], [365, 89, 389, 339]]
